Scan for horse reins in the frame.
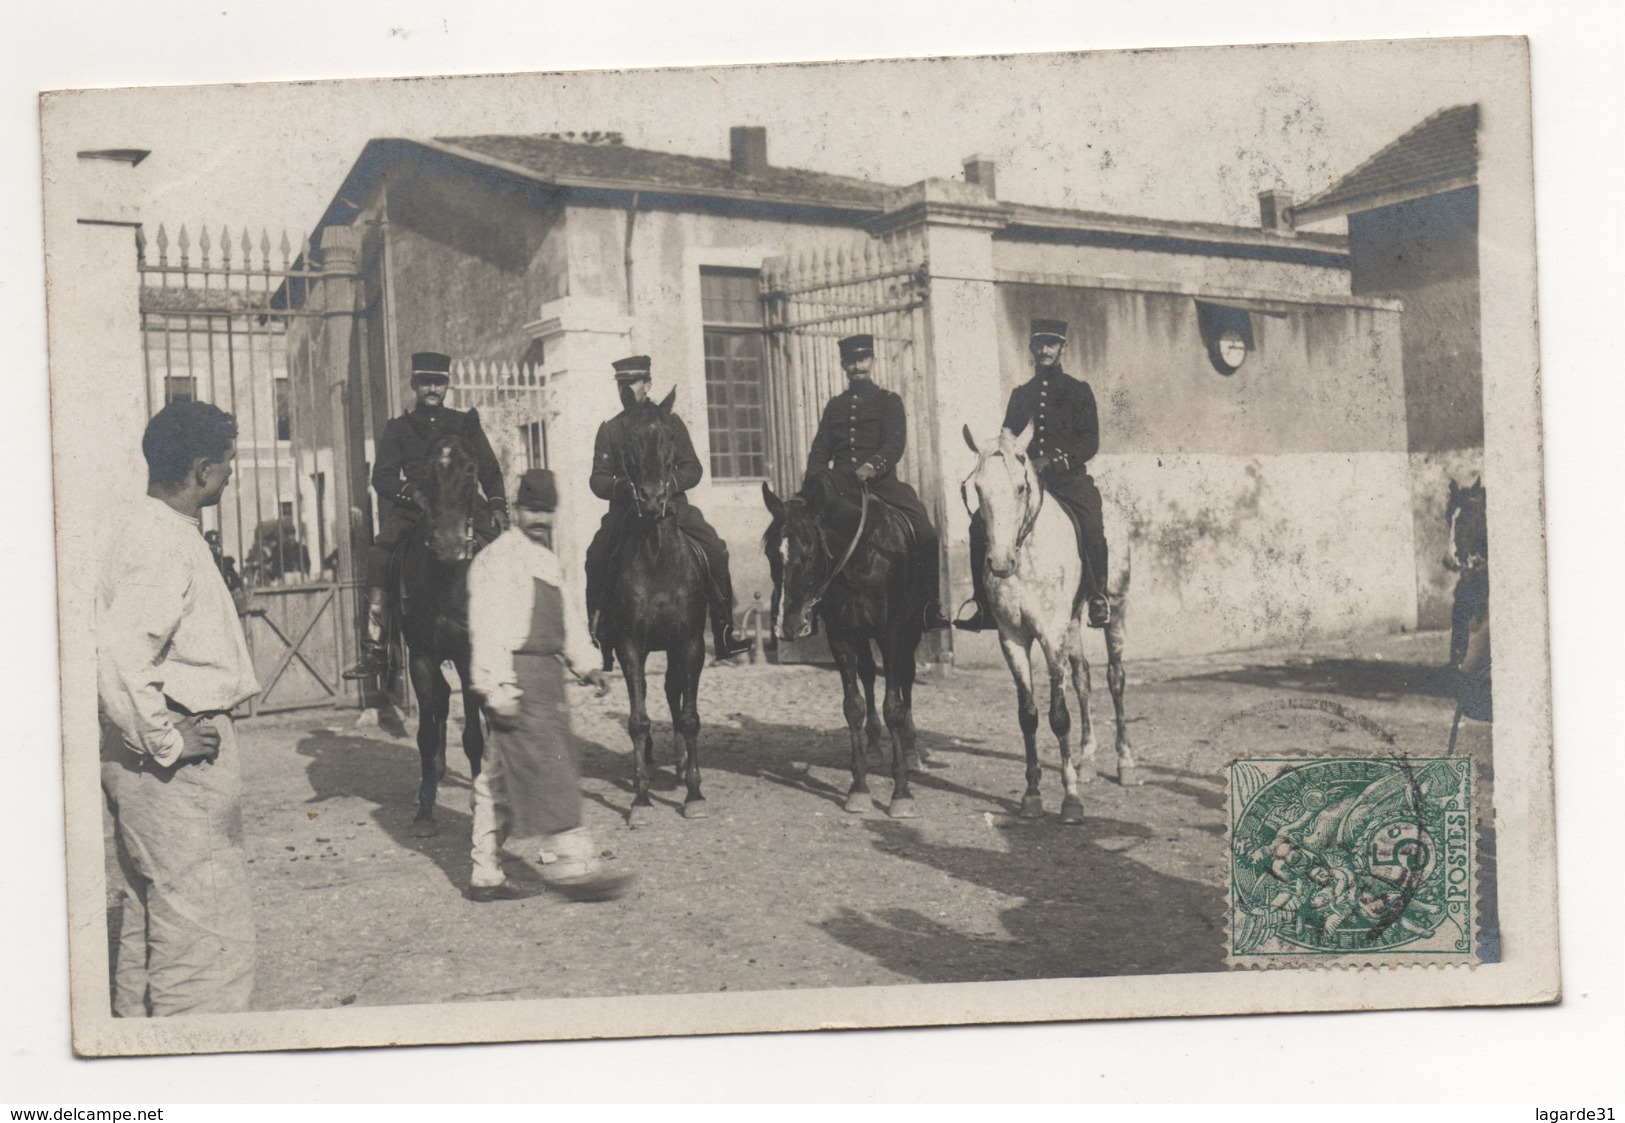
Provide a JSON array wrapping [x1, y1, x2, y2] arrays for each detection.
[[804, 485, 870, 617]]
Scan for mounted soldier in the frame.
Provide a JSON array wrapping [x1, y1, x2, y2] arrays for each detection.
[[344, 351, 509, 680], [585, 355, 752, 662], [955, 318, 1112, 632], [804, 333, 951, 632]]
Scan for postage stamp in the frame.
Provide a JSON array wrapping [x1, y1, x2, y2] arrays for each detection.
[[1229, 755, 1476, 966]]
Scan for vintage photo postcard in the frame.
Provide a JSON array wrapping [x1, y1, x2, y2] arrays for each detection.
[[41, 35, 1556, 1057]]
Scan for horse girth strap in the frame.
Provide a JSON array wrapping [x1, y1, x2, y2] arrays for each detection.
[[808, 487, 870, 611]]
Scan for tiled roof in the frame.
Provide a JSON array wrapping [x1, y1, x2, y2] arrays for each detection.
[[433, 134, 891, 210], [1298, 104, 1479, 218]]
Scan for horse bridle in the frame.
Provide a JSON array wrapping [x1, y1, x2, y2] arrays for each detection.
[[618, 445, 678, 522], [961, 449, 1045, 552]]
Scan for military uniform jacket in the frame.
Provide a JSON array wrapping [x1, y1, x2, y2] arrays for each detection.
[[806, 380, 907, 480], [372, 405, 506, 508], [1002, 368, 1100, 473], [589, 402, 705, 512]]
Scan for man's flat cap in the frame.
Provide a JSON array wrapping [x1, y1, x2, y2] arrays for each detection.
[[612, 355, 652, 381], [516, 468, 559, 511]]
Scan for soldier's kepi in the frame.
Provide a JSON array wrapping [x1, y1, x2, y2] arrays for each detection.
[[584, 355, 752, 662], [954, 318, 1112, 631], [344, 351, 509, 680], [804, 333, 951, 631]]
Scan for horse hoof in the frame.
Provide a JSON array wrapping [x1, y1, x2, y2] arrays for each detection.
[[410, 815, 438, 838], [1117, 765, 1145, 787], [1060, 796, 1086, 824], [681, 799, 709, 820], [888, 797, 918, 819], [844, 791, 873, 814], [627, 804, 656, 829], [1019, 794, 1044, 819]]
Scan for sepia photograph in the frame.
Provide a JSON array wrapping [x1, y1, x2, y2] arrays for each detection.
[[11, 0, 1620, 1103]]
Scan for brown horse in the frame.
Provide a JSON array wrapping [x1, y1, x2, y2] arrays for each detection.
[[605, 390, 712, 825], [399, 435, 488, 832], [763, 468, 927, 818]]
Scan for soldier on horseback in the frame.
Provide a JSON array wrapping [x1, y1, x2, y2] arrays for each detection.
[[585, 355, 753, 662], [805, 334, 951, 632], [955, 318, 1112, 631], [344, 351, 509, 680]]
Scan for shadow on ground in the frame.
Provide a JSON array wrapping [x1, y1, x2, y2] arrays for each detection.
[[297, 728, 476, 891], [816, 814, 1226, 981], [1173, 658, 1457, 702]]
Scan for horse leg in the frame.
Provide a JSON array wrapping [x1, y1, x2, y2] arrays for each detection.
[[407, 653, 447, 833], [455, 652, 485, 780], [998, 633, 1044, 818], [1105, 605, 1141, 786], [828, 635, 872, 814], [623, 646, 657, 828], [1035, 630, 1081, 825], [1069, 617, 1099, 788], [673, 637, 707, 818], [883, 635, 920, 819], [854, 642, 885, 765]]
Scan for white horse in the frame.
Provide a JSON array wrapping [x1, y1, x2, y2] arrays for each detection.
[[962, 424, 1139, 823]]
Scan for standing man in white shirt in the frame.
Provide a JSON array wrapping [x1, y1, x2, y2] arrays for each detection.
[[467, 468, 632, 903], [97, 400, 262, 1016]]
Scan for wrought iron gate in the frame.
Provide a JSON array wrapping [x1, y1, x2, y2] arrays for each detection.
[[138, 223, 370, 713], [759, 233, 944, 660]]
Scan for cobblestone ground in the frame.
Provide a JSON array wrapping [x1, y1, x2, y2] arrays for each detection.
[[134, 628, 1490, 1011]]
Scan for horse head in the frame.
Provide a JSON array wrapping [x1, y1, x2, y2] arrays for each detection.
[[1445, 476, 1488, 572], [417, 436, 481, 563], [762, 479, 833, 642], [624, 389, 681, 521], [964, 422, 1040, 579]]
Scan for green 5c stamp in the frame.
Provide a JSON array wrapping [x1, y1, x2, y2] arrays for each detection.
[[1229, 756, 1475, 966]]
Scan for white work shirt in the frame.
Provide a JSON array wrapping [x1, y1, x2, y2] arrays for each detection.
[[467, 528, 598, 712], [96, 497, 260, 766]]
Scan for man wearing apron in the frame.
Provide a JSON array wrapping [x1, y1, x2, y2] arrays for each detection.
[[467, 468, 632, 902]]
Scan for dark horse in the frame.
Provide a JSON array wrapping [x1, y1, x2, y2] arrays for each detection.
[[762, 468, 928, 818], [399, 435, 487, 832], [606, 390, 712, 826]]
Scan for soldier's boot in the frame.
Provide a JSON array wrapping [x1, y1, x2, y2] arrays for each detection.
[[706, 554, 753, 660], [953, 515, 998, 632], [343, 586, 391, 679], [521, 828, 634, 903], [910, 535, 952, 631], [1082, 536, 1110, 629]]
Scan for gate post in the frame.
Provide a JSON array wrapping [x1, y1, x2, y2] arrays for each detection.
[[313, 224, 366, 683], [871, 181, 1010, 666]]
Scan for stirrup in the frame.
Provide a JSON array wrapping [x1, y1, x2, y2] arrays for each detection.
[[1086, 596, 1111, 629], [342, 648, 389, 680], [952, 598, 997, 633], [715, 625, 752, 660], [921, 602, 953, 632]]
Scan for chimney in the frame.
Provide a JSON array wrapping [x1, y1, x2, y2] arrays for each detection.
[[730, 126, 768, 176], [963, 154, 997, 198], [1258, 189, 1295, 233]]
